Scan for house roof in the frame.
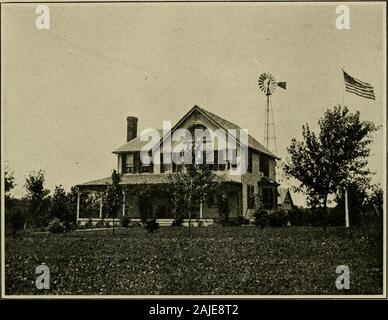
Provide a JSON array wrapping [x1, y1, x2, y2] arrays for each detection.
[[278, 188, 293, 205], [195, 106, 277, 158], [113, 105, 277, 159], [113, 129, 164, 153]]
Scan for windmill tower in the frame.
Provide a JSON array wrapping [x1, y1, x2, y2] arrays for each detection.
[[257, 73, 286, 155]]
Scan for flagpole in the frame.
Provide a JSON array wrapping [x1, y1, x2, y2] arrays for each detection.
[[345, 189, 350, 228], [342, 68, 350, 229]]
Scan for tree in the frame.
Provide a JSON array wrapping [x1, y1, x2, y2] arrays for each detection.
[[51, 185, 75, 228], [168, 162, 224, 235], [24, 170, 51, 229], [104, 170, 122, 234], [66, 186, 79, 222], [7, 199, 28, 237], [283, 105, 378, 227], [362, 184, 383, 225], [367, 184, 383, 215], [4, 166, 26, 236], [4, 166, 15, 211], [4, 167, 15, 196]]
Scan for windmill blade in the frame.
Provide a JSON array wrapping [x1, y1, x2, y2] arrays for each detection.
[[277, 82, 287, 90]]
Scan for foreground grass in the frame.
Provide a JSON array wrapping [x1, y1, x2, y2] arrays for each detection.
[[5, 226, 383, 295]]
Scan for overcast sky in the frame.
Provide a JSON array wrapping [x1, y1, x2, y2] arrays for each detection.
[[2, 2, 386, 205]]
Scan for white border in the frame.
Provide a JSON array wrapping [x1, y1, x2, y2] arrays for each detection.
[[1, 0, 387, 300]]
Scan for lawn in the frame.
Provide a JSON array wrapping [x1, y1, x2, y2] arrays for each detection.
[[5, 225, 384, 296]]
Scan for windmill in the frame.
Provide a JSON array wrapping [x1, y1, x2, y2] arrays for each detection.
[[257, 73, 286, 155]]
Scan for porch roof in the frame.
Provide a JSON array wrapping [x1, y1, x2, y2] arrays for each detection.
[[77, 172, 242, 188], [258, 176, 280, 187], [77, 174, 169, 187]]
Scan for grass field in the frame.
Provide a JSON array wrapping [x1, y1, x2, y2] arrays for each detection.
[[5, 225, 384, 296]]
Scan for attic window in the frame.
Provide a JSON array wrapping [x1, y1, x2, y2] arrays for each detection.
[[189, 124, 211, 144]]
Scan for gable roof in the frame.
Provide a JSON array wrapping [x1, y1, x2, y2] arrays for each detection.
[[113, 105, 277, 159], [195, 106, 277, 158], [278, 188, 294, 205]]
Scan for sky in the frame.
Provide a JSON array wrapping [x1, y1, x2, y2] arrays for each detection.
[[2, 2, 386, 206]]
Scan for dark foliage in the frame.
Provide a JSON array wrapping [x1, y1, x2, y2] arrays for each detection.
[[283, 105, 378, 225], [120, 215, 131, 228], [253, 209, 269, 228], [85, 218, 93, 229], [47, 218, 65, 234], [51, 185, 75, 226], [172, 215, 184, 227], [104, 170, 122, 233], [24, 170, 51, 229], [95, 219, 107, 229], [143, 218, 159, 232]]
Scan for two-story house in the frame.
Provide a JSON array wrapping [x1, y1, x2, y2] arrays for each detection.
[[76, 105, 279, 226]]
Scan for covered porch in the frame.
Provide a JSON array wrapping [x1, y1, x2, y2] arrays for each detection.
[[75, 174, 243, 226]]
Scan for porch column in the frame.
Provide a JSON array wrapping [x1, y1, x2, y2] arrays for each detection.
[[122, 190, 126, 216], [199, 200, 203, 219], [273, 188, 277, 209], [76, 189, 80, 224], [242, 184, 248, 215], [99, 192, 103, 219]]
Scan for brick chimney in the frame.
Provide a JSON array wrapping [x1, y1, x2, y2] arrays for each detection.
[[126, 116, 138, 142]]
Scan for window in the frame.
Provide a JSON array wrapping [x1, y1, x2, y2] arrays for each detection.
[[248, 149, 253, 173], [123, 153, 134, 173], [140, 151, 153, 173], [213, 150, 219, 171], [262, 187, 276, 210], [141, 163, 153, 173], [122, 152, 153, 174], [189, 124, 211, 144], [247, 185, 255, 209], [230, 149, 238, 169], [259, 154, 269, 177], [160, 153, 172, 173], [217, 150, 226, 171]]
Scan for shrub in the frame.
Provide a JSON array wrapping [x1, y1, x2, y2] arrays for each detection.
[[129, 221, 142, 228], [172, 215, 183, 227], [289, 208, 311, 226], [7, 207, 26, 237], [218, 196, 230, 223], [268, 210, 289, 227], [77, 224, 87, 230], [95, 219, 106, 228], [236, 215, 250, 225], [215, 216, 250, 227], [64, 221, 76, 231], [120, 215, 131, 228], [144, 218, 159, 232], [253, 209, 269, 228], [85, 218, 93, 229], [48, 218, 65, 233]]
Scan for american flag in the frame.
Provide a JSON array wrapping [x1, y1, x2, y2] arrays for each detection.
[[343, 70, 375, 100]]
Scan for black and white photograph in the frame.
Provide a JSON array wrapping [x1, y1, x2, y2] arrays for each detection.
[[1, 0, 386, 301]]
